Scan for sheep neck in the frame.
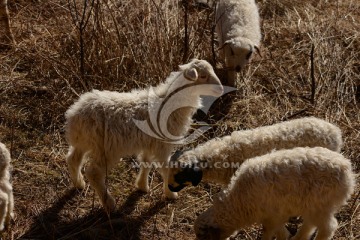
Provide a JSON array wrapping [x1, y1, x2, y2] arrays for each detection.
[[152, 71, 203, 138], [166, 103, 199, 137]]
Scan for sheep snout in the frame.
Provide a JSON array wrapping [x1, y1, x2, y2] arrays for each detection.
[[168, 165, 203, 192]]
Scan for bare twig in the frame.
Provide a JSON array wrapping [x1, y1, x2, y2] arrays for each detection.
[[310, 43, 316, 105], [68, 0, 96, 90], [182, 0, 190, 62]]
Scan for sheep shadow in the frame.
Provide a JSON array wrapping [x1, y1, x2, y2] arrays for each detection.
[[19, 189, 167, 240]]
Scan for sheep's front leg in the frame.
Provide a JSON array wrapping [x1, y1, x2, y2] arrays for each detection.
[[135, 153, 151, 192], [86, 161, 115, 212], [158, 167, 177, 199], [226, 70, 237, 87]]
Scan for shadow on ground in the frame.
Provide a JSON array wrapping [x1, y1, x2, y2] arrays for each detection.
[[19, 189, 167, 240]]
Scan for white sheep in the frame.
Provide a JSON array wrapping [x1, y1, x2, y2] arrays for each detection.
[[0, 142, 14, 231], [215, 0, 261, 86], [194, 147, 356, 240], [65, 59, 224, 211], [0, 0, 15, 46], [168, 117, 343, 192]]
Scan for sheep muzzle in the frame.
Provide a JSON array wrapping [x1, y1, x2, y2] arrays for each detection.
[[168, 164, 203, 192]]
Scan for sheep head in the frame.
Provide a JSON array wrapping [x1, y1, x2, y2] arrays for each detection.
[[179, 59, 224, 97], [194, 207, 223, 240], [219, 37, 260, 72], [167, 150, 203, 192]]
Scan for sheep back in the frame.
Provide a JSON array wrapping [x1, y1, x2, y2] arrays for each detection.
[[216, 0, 261, 47], [196, 147, 355, 238]]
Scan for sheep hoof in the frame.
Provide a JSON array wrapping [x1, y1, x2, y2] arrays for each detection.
[[73, 179, 86, 189], [165, 191, 178, 200], [135, 181, 150, 193]]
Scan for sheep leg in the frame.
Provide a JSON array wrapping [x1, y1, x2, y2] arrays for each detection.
[[313, 215, 338, 240], [0, 194, 8, 231], [66, 147, 86, 189], [275, 225, 290, 240], [292, 220, 316, 240], [262, 219, 288, 240], [5, 188, 13, 228], [135, 153, 151, 192], [153, 153, 178, 199], [85, 160, 116, 212], [157, 166, 178, 199], [227, 71, 237, 87]]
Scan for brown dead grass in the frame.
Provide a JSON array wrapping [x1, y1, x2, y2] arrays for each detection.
[[0, 0, 359, 239]]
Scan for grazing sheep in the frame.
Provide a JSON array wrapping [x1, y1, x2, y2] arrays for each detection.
[[168, 117, 342, 192], [215, 0, 261, 86], [194, 147, 356, 240], [0, 142, 14, 231], [65, 59, 224, 211], [0, 0, 15, 46]]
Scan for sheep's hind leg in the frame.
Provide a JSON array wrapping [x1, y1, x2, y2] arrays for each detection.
[[292, 219, 316, 240], [5, 188, 13, 228], [135, 152, 152, 193], [262, 219, 288, 240], [313, 214, 338, 240], [85, 160, 116, 212], [0, 193, 8, 231], [66, 147, 86, 189]]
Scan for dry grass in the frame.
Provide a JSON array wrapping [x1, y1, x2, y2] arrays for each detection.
[[0, 0, 359, 239]]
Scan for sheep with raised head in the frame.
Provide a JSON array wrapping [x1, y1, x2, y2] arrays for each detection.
[[215, 0, 261, 86], [65, 59, 224, 212], [0, 0, 14, 46], [168, 117, 343, 192], [194, 147, 356, 240], [0, 142, 14, 231]]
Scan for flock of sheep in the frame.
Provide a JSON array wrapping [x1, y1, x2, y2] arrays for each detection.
[[0, 0, 357, 239]]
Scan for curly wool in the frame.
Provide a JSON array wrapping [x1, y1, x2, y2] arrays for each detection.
[[215, 0, 261, 85], [195, 147, 356, 240], [65, 59, 223, 211], [0, 142, 14, 231], [168, 117, 343, 188]]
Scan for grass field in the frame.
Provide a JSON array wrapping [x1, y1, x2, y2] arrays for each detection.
[[0, 0, 359, 239]]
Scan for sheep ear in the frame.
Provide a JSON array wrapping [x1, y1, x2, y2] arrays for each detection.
[[184, 68, 198, 81], [170, 150, 183, 162], [190, 165, 203, 186], [254, 45, 262, 57], [218, 40, 231, 50]]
